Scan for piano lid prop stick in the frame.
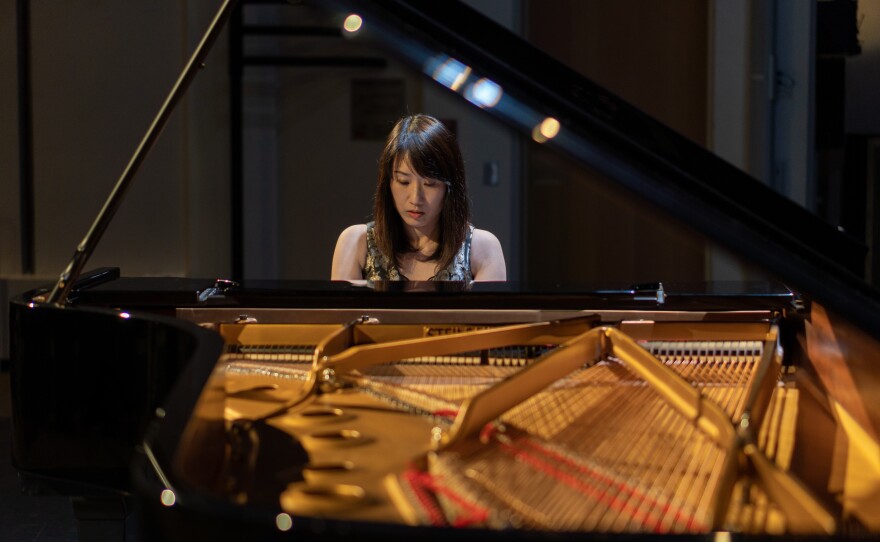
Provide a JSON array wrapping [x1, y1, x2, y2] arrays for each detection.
[[45, 0, 240, 305]]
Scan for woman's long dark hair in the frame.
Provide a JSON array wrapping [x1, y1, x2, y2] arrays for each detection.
[[373, 114, 470, 272]]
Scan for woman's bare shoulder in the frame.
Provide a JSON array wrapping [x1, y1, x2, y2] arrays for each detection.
[[338, 224, 368, 243], [471, 228, 506, 281], [331, 224, 368, 280], [471, 228, 501, 251]]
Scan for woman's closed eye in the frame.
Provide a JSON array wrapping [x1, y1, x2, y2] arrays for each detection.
[[394, 177, 441, 188]]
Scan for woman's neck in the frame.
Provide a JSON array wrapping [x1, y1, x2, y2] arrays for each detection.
[[404, 224, 440, 259]]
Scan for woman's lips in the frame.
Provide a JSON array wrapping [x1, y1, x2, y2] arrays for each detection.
[[407, 211, 424, 219]]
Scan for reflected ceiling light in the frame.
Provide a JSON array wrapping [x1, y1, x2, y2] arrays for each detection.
[[431, 57, 471, 91], [532, 117, 560, 143], [540, 117, 561, 138], [160, 489, 176, 507], [343, 14, 363, 33], [276, 513, 293, 531], [466, 78, 503, 108], [119, 312, 131, 319]]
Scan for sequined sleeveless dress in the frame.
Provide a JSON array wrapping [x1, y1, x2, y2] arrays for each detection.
[[362, 221, 474, 281]]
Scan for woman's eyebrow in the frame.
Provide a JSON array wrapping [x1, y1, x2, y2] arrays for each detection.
[[393, 170, 413, 177]]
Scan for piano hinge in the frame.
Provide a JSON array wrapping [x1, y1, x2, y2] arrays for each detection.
[[198, 278, 240, 302], [632, 282, 665, 304]]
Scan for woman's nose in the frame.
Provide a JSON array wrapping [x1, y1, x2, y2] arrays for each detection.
[[409, 183, 425, 202]]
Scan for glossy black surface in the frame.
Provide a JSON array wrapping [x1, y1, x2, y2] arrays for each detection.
[[68, 274, 796, 312], [9, 299, 223, 497]]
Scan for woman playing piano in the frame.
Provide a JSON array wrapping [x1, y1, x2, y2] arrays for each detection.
[[331, 114, 506, 281]]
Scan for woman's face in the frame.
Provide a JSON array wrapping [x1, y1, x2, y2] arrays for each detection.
[[390, 155, 446, 234]]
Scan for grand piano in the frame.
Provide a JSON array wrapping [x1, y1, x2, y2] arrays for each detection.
[[9, 0, 880, 540]]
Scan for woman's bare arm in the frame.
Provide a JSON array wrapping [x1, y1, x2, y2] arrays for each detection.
[[471, 228, 506, 281], [331, 224, 368, 280]]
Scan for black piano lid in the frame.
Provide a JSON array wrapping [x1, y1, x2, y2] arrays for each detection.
[[69, 272, 796, 312], [312, 0, 880, 338]]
